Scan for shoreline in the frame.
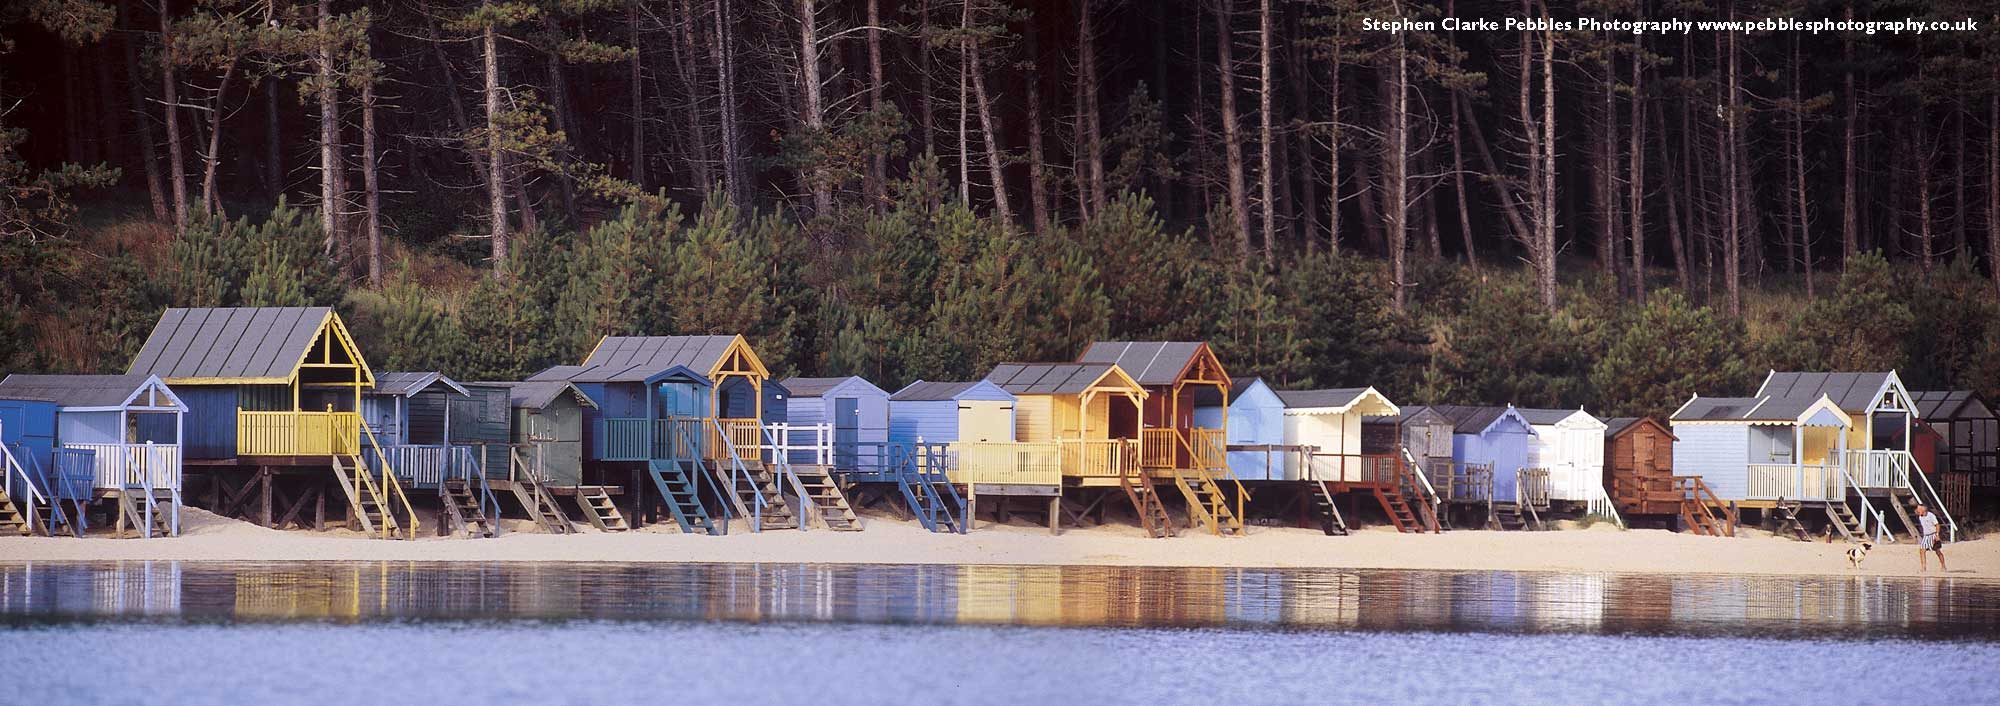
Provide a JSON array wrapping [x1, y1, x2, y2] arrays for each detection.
[[2, 508, 1995, 580]]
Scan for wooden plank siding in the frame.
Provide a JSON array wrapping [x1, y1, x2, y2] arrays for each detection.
[[1606, 419, 1680, 515]]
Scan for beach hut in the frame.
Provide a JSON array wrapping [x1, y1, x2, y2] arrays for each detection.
[[486, 380, 597, 487], [0, 396, 65, 535], [1516, 408, 1611, 506], [780, 376, 890, 472], [1602, 417, 1679, 516], [359, 372, 509, 491], [1274, 388, 1400, 484], [0, 375, 186, 536], [1910, 391, 1995, 520], [983, 362, 1149, 533], [1193, 377, 1286, 481], [1075, 342, 1232, 474], [122, 307, 414, 537], [888, 380, 1017, 446], [1412, 406, 1541, 503]]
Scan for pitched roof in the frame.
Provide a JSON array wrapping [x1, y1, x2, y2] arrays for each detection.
[[1602, 417, 1644, 437], [984, 363, 1140, 396], [1378, 405, 1452, 427], [1229, 377, 1265, 399], [1076, 342, 1216, 386], [1671, 393, 1849, 425], [1516, 408, 1601, 426], [1413, 405, 1535, 434], [128, 307, 349, 383], [370, 372, 469, 398], [475, 380, 599, 410], [0, 374, 178, 409], [1275, 388, 1368, 410], [779, 376, 884, 398], [891, 380, 1004, 402], [548, 335, 765, 383], [1911, 390, 1992, 421], [1757, 371, 1901, 413]]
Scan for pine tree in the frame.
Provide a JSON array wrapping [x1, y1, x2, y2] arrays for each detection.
[[1591, 290, 1754, 418]]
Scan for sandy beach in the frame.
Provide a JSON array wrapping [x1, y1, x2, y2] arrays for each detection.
[[1, 508, 1992, 579]]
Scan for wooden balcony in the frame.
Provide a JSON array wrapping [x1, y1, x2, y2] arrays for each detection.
[[1060, 438, 1137, 479], [237, 411, 361, 456], [949, 441, 1061, 486], [594, 417, 726, 462], [62, 442, 181, 491], [1304, 452, 1399, 486], [1830, 449, 1912, 489], [367, 444, 481, 489], [1747, 462, 1845, 502]]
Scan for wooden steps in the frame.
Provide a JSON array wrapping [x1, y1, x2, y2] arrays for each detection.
[[1825, 502, 1865, 543], [576, 488, 630, 532], [1768, 500, 1808, 541], [647, 460, 719, 535], [713, 461, 797, 531], [1674, 476, 1735, 537], [893, 456, 966, 534], [1172, 469, 1244, 536], [115, 491, 175, 539], [515, 478, 578, 535], [440, 479, 497, 538], [334, 455, 408, 539], [1885, 489, 1920, 541], [1372, 460, 1441, 534], [1310, 481, 1349, 536], [0, 487, 31, 536], [1119, 458, 1172, 538], [792, 466, 861, 531], [1492, 501, 1544, 531]]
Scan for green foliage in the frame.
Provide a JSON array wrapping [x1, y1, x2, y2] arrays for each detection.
[[172, 199, 343, 308], [1761, 251, 1914, 372], [1591, 290, 1755, 419], [1207, 266, 1305, 386], [1435, 280, 1594, 408], [370, 272, 462, 372]]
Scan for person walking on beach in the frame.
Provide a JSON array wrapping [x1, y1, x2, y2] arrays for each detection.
[[1916, 504, 1946, 573]]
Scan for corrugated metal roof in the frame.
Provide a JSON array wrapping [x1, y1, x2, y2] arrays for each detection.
[[1911, 390, 1989, 421], [984, 363, 1129, 395], [0, 374, 164, 408], [1275, 388, 1370, 410], [1077, 342, 1209, 386], [127, 307, 336, 382], [1758, 371, 1895, 413], [474, 380, 598, 410], [780, 377, 854, 398], [371, 372, 469, 398], [891, 381, 979, 401]]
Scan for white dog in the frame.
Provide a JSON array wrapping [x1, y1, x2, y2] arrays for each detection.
[[1846, 541, 1874, 569]]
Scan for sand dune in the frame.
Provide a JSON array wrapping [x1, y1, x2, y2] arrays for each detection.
[[1, 507, 1991, 579]]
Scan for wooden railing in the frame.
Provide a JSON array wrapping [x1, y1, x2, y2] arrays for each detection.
[[951, 441, 1062, 486], [63, 442, 180, 491], [1830, 449, 1911, 489], [1306, 452, 1399, 485], [1747, 462, 1844, 502], [1516, 467, 1553, 510], [1139, 429, 1180, 469], [1060, 439, 1135, 479], [1191, 428, 1226, 470], [707, 418, 762, 462], [1428, 461, 1494, 503], [595, 418, 654, 461], [368, 444, 478, 489], [237, 411, 361, 456]]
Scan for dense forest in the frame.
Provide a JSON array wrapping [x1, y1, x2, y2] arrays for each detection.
[[0, 0, 1996, 421]]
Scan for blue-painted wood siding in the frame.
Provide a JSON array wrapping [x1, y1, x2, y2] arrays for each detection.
[[1458, 416, 1537, 500], [361, 395, 402, 443], [176, 387, 238, 459], [1195, 381, 1284, 481], [1671, 424, 1749, 500], [406, 391, 448, 445], [889, 400, 958, 444], [0, 398, 57, 478], [453, 386, 513, 478], [57, 409, 123, 445]]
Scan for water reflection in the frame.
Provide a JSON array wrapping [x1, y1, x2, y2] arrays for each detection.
[[1, 561, 1994, 639]]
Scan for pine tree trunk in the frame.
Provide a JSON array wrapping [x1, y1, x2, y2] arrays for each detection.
[[1284, 12, 1317, 251], [1722, 26, 1741, 317], [1450, 81, 1476, 267], [1025, 22, 1050, 232], [1215, 0, 1252, 261], [1952, 100, 1966, 259], [1325, 45, 1342, 254], [1991, 65, 2000, 295], [1599, 51, 1619, 283], [317, 0, 342, 261], [1916, 109, 1934, 274], [1653, 95, 1690, 293], [265, 77, 282, 198], [917, 0, 935, 159], [1629, 48, 1645, 303], [1257, 0, 1276, 265], [956, 0, 969, 204], [1538, 19, 1556, 313], [713, 0, 744, 206], [362, 48, 383, 288], [670, 0, 713, 189], [797, 0, 832, 217], [967, 22, 1013, 227], [1462, 91, 1529, 246], [864, 0, 885, 210], [540, 16, 578, 218], [161, 0, 188, 230], [122, 0, 167, 223], [1384, 4, 1408, 311], [484, 10, 509, 278], [1792, 38, 1814, 299], [1842, 6, 1858, 264], [94, 41, 119, 168], [1079, 0, 1104, 217], [629, 1, 646, 189], [199, 59, 237, 217]]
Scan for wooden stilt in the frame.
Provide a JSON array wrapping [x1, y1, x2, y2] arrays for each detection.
[[314, 481, 327, 531], [257, 467, 274, 528], [1048, 495, 1060, 535]]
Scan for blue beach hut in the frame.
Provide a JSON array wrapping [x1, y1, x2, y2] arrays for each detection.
[[781, 376, 891, 471], [1422, 405, 1541, 500], [888, 380, 1018, 446], [1193, 377, 1286, 481]]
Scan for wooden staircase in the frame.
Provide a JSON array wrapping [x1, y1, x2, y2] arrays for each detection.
[[0, 487, 32, 536], [332, 455, 391, 538], [115, 490, 175, 538], [892, 445, 966, 534], [440, 479, 497, 538], [508, 447, 576, 534], [1491, 501, 1543, 531], [1310, 480, 1349, 536], [1884, 488, 1921, 542], [713, 461, 798, 531], [792, 466, 861, 531], [1768, 500, 1808, 541], [647, 459, 719, 535], [1675, 476, 1735, 537], [576, 488, 630, 532], [1120, 450, 1172, 538], [1372, 457, 1441, 534], [1172, 468, 1244, 536], [1824, 502, 1867, 543]]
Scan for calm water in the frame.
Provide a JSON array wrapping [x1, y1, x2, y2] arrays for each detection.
[[2, 561, 1998, 705]]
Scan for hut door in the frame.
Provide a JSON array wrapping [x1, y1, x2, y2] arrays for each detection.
[[1635, 433, 1655, 473], [834, 397, 859, 469]]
